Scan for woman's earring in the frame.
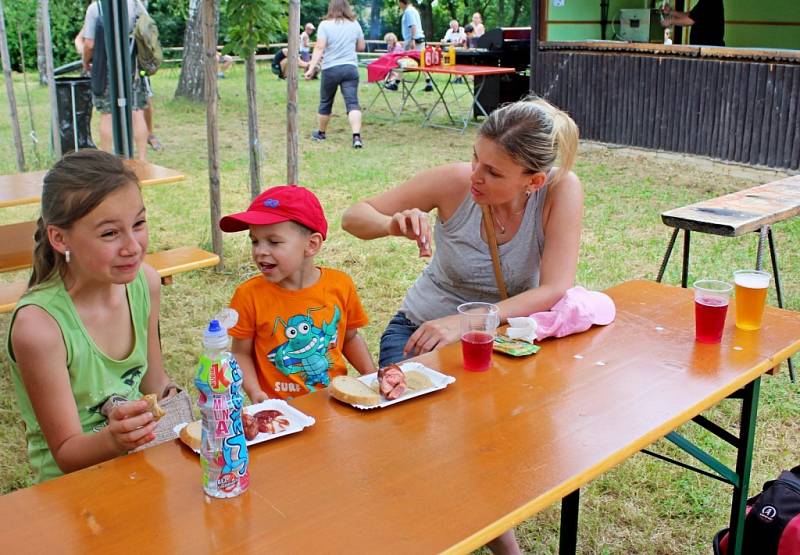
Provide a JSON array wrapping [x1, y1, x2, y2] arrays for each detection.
[[65, 250, 71, 263]]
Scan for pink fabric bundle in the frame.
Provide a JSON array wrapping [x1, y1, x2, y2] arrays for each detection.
[[530, 286, 616, 340], [366, 50, 420, 83]]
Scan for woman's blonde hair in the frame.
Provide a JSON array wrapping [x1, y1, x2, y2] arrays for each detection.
[[479, 96, 579, 185], [325, 0, 356, 21], [384, 32, 398, 44], [28, 149, 139, 289]]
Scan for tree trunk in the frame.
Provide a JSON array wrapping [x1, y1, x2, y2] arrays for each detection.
[[418, 1, 434, 42], [0, 0, 25, 170], [368, 0, 383, 40], [498, 0, 505, 27], [510, 0, 526, 27], [286, 0, 299, 185], [36, 2, 46, 84], [175, 0, 213, 101], [245, 53, 261, 200], [202, 0, 222, 264]]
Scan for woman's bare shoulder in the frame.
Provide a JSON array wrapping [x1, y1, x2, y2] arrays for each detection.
[[10, 304, 63, 357]]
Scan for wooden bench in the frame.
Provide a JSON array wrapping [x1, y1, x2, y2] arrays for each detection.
[[0, 247, 219, 314]]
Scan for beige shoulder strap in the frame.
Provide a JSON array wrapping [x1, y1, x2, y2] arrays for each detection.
[[480, 205, 509, 300]]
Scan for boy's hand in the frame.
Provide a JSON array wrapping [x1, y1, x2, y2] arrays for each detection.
[[249, 390, 269, 404]]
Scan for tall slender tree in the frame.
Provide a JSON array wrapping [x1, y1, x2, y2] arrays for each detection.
[[226, 0, 287, 199]]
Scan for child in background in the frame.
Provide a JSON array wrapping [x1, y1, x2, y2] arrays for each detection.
[[384, 32, 404, 53], [8, 150, 180, 483], [220, 186, 376, 402], [383, 32, 405, 90]]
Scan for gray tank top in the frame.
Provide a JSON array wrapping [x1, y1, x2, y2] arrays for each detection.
[[400, 183, 548, 325]]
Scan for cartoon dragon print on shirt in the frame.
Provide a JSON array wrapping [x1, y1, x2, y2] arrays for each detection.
[[268, 305, 340, 391]]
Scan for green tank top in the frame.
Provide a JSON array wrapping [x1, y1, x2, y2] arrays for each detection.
[[6, 270, 150, 483]]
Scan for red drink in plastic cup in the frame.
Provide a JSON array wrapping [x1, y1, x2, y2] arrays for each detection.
[[458, 302, 499, 371], [694, 297, 729, 344], [461, 331, 494, 371], [693, 280, 732, 344]]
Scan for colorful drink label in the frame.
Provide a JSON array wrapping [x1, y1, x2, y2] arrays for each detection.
[[196, 354, 249, 497]]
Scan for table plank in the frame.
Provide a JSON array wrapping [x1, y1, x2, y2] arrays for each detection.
[[405, 64, 516, 76], [661, 175, 800, 236], [0, 221, 37, 273], [1, 280, 798, 553], [0, 160, 186, 209]]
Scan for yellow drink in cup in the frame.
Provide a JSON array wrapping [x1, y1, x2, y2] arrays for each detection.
[[734, 270, 771, 330]]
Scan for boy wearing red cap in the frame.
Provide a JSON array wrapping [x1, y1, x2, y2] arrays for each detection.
[[220, 186, 376, 402]]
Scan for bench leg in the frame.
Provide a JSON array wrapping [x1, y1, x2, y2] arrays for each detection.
[[681, 230, 691, 288], [656, 228, 680, 283], [767, 227, 795, 382]]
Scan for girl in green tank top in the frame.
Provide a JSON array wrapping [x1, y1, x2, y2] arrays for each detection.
[[7, 150, 180, 483]]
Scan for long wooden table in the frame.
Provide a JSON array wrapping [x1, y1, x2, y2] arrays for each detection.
[[1, 280, 798, 553], [0, 160, 185, 208]]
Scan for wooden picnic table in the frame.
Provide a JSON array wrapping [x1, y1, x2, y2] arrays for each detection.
[[0, 160, 185, 209], [0, 280, 797, 554]]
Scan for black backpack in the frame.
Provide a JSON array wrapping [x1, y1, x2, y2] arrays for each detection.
[[713, 465, 800, 554]]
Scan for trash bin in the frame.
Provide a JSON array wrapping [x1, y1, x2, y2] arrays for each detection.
[[55, 77, 96, 154]]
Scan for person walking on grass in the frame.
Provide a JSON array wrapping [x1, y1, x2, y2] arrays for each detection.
[[305, 0, 366, 149]]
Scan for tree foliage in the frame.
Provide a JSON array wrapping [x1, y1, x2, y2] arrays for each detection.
[[224, 0, 287, 58]]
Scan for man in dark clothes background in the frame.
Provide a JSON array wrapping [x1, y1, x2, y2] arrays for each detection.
[[661, 0, 725, 46]]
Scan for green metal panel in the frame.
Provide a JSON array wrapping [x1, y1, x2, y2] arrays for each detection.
[[543, 0, 800, 49]]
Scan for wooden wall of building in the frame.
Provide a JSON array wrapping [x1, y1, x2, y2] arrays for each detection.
[[531, 50, 800, 170]]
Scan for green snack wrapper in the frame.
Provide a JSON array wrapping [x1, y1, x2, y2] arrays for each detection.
[[493, 336, 540, 357]]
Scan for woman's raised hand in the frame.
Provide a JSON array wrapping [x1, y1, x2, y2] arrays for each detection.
[[403, 314, 461, 357], [388, 209, 433, 257], [105, 400, 157, 453]]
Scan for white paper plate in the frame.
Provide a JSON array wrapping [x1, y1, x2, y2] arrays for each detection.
[[347, 361, 456, 410], [174, 399, 315, 454]]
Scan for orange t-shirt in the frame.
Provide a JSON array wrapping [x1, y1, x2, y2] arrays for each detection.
[[228, 267, 369, 400]]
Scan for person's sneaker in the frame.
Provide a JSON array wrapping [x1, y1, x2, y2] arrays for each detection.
[[352, 135, 363, 149], [384, 81, 398, 91], [311, 130, 326, 141], [424, 83, 434, 92]]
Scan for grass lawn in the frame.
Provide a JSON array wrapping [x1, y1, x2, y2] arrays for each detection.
[[0, 63, 798, 554]]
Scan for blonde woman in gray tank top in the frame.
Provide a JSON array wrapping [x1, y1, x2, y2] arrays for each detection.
[[342, 96, 581, 553]]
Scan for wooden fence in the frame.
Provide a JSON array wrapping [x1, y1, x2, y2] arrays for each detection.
[[530, 44, 800, 171]]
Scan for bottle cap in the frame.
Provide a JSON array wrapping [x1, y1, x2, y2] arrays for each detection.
[[203, 318, 229, 349]]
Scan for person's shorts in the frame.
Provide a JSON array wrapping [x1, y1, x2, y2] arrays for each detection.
[[300, 51, 311, 62], [318, 64, 360, 115], [92, 74, 148, 114]]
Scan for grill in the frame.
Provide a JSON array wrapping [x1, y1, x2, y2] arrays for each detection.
[[456, 27, 532, 116]]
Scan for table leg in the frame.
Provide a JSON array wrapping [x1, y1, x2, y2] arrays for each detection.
[[767, 227, 794, 382], [400, 71, 424, 117], [421, 75, 454, 128], [559, 489, 580, 555], [681, 229, 691, 288], [727, 377, 760, 555], [656, 228, 680, 283]]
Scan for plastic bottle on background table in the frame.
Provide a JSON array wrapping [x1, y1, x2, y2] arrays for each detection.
[[195, 310, 249, 498]]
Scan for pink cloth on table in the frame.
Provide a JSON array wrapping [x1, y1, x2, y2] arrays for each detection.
[[366, 50, 420, 83], [530, 286, 616, 340]]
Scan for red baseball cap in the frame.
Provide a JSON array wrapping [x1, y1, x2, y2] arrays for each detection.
[[219, 185, 328, 239]]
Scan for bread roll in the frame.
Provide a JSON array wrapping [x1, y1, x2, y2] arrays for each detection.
[[143, 393, 166, 421], [329, 375, 380, 406], [179, 420, 202, 451]]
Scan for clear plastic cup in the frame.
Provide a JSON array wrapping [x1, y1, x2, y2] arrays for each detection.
[[733, 270, 771, 330], [458, 302, 499, 371], [693, 280, 732, 344]]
